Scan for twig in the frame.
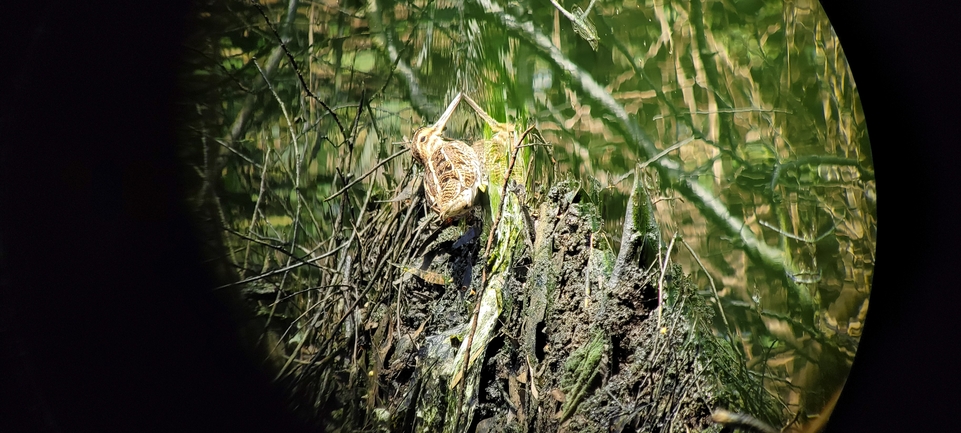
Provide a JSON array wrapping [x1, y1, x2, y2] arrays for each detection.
[[324, 148, 410, 202], [770, 155, 874, 191], [252, 56, 306, 337], [182, 45, 254, 94], [213, 243, 346, 291], [347, 87, 367, 156], [758, 219, 835, 243], [211, 138, 258, 167], [228, 0, 297, 143], [679, 237, 730, 330], [244, 147, 272, 272], [294, 238, 396, 383], [276, 288, 342, 380], [656, 232, 677, 328], [250, 0, 348, 142], [652, 107, 792, 120], [585, 231, 593, 309], [638, 136, 695, 170], [615, 136, 695, 183], [365, 0, 433, 118], [228, 228, 337, 271]]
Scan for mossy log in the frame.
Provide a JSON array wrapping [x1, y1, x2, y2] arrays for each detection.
[[261, 177, 780, 432]]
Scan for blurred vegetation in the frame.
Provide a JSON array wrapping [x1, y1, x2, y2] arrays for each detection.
[[179, 0, 874, 430]]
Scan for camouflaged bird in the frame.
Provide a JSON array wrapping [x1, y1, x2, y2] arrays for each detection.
[[408, 93, 484, 221]]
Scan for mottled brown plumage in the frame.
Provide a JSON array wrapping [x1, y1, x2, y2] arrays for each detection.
[[408, 93, 483, 220]]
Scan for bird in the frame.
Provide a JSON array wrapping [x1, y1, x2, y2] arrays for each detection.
[[408, 93, 483, 221]]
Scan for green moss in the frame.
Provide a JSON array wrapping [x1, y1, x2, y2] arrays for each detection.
[[558, 332, 607, 421]]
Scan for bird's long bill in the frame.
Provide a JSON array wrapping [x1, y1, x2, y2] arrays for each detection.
[[461, 94, 499, 129], [432, 92, 464, 131]]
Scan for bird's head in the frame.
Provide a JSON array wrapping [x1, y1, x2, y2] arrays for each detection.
[[408, 93, 463, 163]]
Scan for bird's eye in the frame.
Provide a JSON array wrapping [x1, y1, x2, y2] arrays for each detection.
[[419, 135, 427, 143]]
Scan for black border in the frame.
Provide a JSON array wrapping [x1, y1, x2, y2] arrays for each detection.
[[0, 1, 308, 431], [819, 0, 961, 431], [1, 0, 957, 431]]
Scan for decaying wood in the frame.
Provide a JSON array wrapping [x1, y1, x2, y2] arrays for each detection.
[[233, 174, 780, 432]]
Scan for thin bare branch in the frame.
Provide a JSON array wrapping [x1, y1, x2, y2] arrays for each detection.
[[214, 243, 347, 291], [680, 237, 730, 331], [324, 148, 410, 202], [250, 0, 348, 142]]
